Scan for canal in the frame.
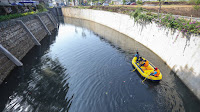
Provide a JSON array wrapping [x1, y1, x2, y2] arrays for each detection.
[[0, 17, 199, 112]]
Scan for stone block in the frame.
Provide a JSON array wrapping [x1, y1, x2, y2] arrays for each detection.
[[0, 12, 57, 84]]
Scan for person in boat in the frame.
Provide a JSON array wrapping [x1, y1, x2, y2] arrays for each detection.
[[137, 56, 144, 64], [134, 52, 140, 62], [150, 67, 160, 77], [140, 59, 149, 67], [138, 57, 143, 64]]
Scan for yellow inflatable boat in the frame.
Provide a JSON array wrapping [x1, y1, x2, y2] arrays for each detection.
[[132, 57, 162, 82]]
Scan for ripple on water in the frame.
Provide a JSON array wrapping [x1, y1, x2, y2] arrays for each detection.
[[1, 17, 200, 112]]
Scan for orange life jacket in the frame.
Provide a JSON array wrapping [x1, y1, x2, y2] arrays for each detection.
[[154, 69, 160, 77], [144, 61, 149, 67]]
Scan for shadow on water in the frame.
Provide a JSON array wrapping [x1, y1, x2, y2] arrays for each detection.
[[57, 16, 65, 25], [63, 17, 200, 112], [0, 28, 73, 112]]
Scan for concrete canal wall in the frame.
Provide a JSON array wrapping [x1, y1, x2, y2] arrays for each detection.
[[62, 8, 200, 99], [0, 12, 57, 84]]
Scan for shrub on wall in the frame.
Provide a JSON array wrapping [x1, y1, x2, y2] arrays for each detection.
[[37, 4, 48, 12], [0, 11, 37, 22], [130, 8, 154, 22], [130, 8, 200, 35], [0, 4, 47, 22], [159, 14, 200, 34]]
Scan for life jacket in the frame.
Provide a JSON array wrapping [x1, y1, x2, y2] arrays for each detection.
[[144, 61, 149, 67], [154, 69, 160, 77]]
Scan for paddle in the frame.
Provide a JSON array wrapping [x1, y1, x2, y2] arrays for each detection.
[[132, 60, 142, 72], [142, 74, 152, 83], [131, 69, 136, 72]]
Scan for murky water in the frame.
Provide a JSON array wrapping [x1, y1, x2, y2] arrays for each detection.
[[0, 17, 199, 112]]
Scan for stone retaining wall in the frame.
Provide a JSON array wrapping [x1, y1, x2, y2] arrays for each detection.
[[0, 12, 57, 84], [62, 8, 200, 100]]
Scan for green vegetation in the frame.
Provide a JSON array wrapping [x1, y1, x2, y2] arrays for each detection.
[[188, 0, 200, 4], [0, 11, 37, 22], [193, 5, 200, 11], [108, 9, 113, 12], [74, 6, 200, 35], [37, 3, 48, 12], [192, 0, 200, 11], [76, 6, 89, 9], [130, 8, 200, 35], [159, 14, 200, 34], [130, 8, 155, 22], [0, 4, 48, 22], [130, 0, 136, 2], [136, 0, 143, 5], [99, 0, 105, 3], [123, 0, 126, 5], [109, 1, 114, 5]]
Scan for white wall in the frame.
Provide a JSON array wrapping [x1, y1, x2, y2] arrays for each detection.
[[62, 8, 200, 100]]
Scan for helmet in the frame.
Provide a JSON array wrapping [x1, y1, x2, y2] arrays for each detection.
[[154, 67, 158, 70]]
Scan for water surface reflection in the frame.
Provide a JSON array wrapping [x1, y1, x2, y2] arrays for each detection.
[[0, 30, 73, 112]]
